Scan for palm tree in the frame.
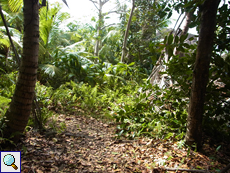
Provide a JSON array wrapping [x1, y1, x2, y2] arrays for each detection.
[[1, 0, 39, 143], [39, 2, 70, 58], [38, 2, 70, 81], [1, 0, 70, 143]]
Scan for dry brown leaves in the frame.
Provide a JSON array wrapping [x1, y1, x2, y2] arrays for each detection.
[[14, 114, 229, 173]]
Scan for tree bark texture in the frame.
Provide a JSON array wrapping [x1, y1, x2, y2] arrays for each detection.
[[181, 12, 192, 35], [121, 0, 135, 62], [185, 0, 220, 150], [2, 0, 39, 142]]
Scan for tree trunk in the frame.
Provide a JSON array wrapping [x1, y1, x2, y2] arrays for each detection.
[[185, 0, 220, 150], [121, 0, 135, 63], [175, 11, 193, 56], [2, 0, 39, 143], [90, 0, 112, 57], [94, 0, 102, 56], [181, 12, 192, 35]]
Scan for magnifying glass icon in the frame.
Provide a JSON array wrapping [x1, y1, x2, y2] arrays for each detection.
[[3, 154, 18, 170]]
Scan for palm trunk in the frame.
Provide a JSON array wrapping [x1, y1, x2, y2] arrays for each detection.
[[2, 0, 39, 142], [185, 0, 220, 151], [121, 0, 135, 63]]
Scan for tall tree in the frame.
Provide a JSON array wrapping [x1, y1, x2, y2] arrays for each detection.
[[1, 0, 39, 142], [89, 0, 109, 56], [89, 0, 120, 57], [121, 0, 135, 62], [185, 0, 220, 150], [122, 0, 169, 69]]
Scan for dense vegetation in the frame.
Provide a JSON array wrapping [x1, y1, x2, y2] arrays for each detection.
[[0, 0, 230, 170]]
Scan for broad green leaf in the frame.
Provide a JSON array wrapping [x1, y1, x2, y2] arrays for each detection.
[[168, 34, 173, 45], [164, 36, 168, 45], [128, 62, 135, 66], [188, 37, 195, 41], [174, 36, 179, 44], [167, 11, 172, 19], [168, 47, 173, 57], [188, 21, 198, 28], [183, 43, 190, 49], [40, 64, 62, 77], [177, 46, 185, 52], [164, 7, 171, 12], [180, 34, 188, 43]]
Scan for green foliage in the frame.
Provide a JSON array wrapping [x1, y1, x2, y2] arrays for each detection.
[[39, 2, 70, 49], [203, 55, 230, 141], [164, 34, 197, 96], [24, 82, 53, 129], [0, 0, 229, 149], [35, 81, 53, 109], [0, 96, 11, 115], [8, 0, 23, 12], [0, 71, 17, 98], [112, 82, 188, 140], [200, 2, 230, 142], [99, 28, 122, 64], [51, 82, 75, 110], [120, 0, 170, 72], [161, 13, 230, 141], [27, 82, 67, 131], [103, 62, 146, 89], [55, 81, 114, 111], [0, 26, 22, 72]]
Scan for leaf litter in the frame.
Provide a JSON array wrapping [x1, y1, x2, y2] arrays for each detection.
[[10, 113, 230, 172]]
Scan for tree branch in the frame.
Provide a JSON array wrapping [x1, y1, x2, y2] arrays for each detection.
[[102, 0, 110, 6], [175, 13, 186, 35], [101, 23, 116, 30], [104, 10, 118, 15], [173, 12, 183, 33], [89, 0, 99, 11], [89, 0, 98, 3]]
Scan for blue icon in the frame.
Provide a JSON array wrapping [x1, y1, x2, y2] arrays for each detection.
[[3, 154, 18, 170]]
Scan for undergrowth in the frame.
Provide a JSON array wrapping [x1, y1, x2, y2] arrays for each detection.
[[0, 71, 229, 144], [33, 80, 189, 141], [111, 82, 188, 140]]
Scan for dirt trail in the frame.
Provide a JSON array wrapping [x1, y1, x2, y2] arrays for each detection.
[[17, 114, 227, 173]]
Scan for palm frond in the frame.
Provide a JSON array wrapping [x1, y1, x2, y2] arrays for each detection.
[[39, 3, 70, 47], [39, 64, 62, 77], [0, 27, 22, 47], [8, 0, 23, 12]]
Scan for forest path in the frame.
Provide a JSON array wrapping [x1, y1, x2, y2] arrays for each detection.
[[19, 114, 227, 173]]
